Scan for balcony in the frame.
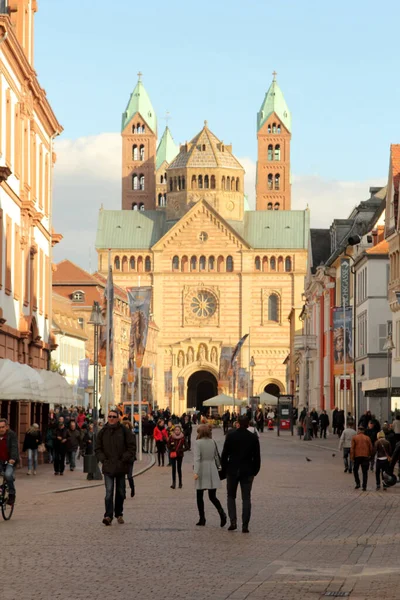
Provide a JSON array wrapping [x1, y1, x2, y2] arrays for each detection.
[[294, 334, 317, 352]]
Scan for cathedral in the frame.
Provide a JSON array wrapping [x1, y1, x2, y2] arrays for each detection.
[[95, 73, 309, 413]]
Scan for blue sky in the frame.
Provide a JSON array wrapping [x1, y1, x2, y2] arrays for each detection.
[[36, 0, 400, 181]]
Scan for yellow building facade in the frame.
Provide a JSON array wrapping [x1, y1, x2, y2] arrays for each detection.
[[96, 75, 309, 414]]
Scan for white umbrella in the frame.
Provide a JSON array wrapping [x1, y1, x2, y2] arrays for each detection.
[[0, 359, 45, 401], [258, 391, 279, 406], [203, 393, 235, 407]]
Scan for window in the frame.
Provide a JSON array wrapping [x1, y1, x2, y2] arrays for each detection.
[[275, 145, 280, 160], [202, 144, 206, 151], [358, 311, 367, 357], [132, 125, 136, 134], [268, 294, 279, 322], [132, 203, 138, 210], [145, 257, 151, 272], [231, 178, 235, 191], [227, 177, 230, 190], [274, 202, 280, 210], [170, 179, 173, 192], [78, 317, 84, 329], [190, 256, 197, 271], [137, 123, 140, 133], [217, 256, 225, 272], [209, 256, 215, 270], [262, 256, 268, 272], [236, 178, 240, 192], [268, 145, 273, 160], [130, 257, 136, 270], [132, 174, 138, 190], [275, 174, 280, 190], [182, 176, 185, 190], [139, 203, 145, 211], [204, 175, 209, 189], [268, 174, 273, 190], [142, 125, 145, 133], [255, 257, 261, 271], [172, 256, 179, 270], [226, 256, 234, 272], [137, 256, 143, 272], [114, 257, 120, 270], [132, 145, 138, 160], [211, 175, 216, 189], [270, 257, 276, 271], [199, 256, 206, 271], [285, 257, 292, 272], [177, 176, 181, 191], [277, 124, 281, 133], [191, 175, 196, 189], [139, 145, 145, 160], [122, 256, 128, 272], [160, 174, 164, 184], [198, 175, 203, 189], [268, 124, 271, 134], [221, 176, 225, 190], [139, 174, 145, 190], [272, 123, 276, 133], [181, 256, 188, 272], [267, 202, 273, 210], [72, 291, 84, 302], [378, 323, 388, 352], [158, 194, 166, 207]]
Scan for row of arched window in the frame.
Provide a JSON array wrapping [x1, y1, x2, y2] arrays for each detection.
[[172, 255, 234, 272], [132, 124, 146, 134], [158, 194, 166, 207], [255, 256, 292, 272], [160, 173, 167, 184], [268, 144, 281, 161], [267, 174, 280, 190], [132, 174, 145, 190], [132, 145, 145, 161], [114, 255, 152, 272], [132, 203, 145, 211], [170, 176, 186, 192], [186, 175, 240, 192], [267, 202, 280, 210], [267, 123, 281, 134]]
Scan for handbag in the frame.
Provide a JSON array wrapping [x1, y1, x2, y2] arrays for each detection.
[[170, 451, 177, 459], [213, 441, 226, 481], [38, 443, 46, 453]]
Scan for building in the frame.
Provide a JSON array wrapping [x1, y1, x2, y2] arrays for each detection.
[[95, 74, 309, 414], [0, 1, 62, 438]]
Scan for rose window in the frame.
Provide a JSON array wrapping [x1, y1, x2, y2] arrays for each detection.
[[191, 291, 217, 318]]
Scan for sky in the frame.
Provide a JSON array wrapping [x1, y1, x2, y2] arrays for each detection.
[[33, 0, 400, 269]]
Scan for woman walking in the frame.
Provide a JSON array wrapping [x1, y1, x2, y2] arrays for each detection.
[[168, 424, 187, 489], [122, 420, 137, 497], [154, 419, 168, 466], [23, 424, 42, 475], [193, 425, 227, 527], [373, 431, 392, 491]]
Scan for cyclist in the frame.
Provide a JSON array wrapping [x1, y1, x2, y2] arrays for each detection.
[[0, 418, 19, 505]]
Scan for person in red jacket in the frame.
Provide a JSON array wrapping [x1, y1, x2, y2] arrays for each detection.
[[154, 419, 168, 466]]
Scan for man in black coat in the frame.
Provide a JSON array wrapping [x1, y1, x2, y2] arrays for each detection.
[[319, 410, 330, 439], [221, 416, 261, 533], [96, 408, 136, 526]]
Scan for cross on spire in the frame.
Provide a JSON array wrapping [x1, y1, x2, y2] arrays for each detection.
[[164, 111, 171, 126], [137, 71, 143, 81], [272, 70, 277, 81]]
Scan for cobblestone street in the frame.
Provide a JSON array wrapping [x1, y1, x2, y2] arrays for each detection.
[[4, 428, 400, 600]]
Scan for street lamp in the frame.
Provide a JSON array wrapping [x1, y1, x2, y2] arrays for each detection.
[[87, 301, 104, 480], [250, 356, 256, 398]]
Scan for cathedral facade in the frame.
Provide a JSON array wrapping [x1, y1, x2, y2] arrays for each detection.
[[95, 74, 308, 413]]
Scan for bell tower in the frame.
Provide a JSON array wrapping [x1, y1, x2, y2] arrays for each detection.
[[121, 73, 157, 211], [9, 0, 37, 66], [256, 72, 291, 211]]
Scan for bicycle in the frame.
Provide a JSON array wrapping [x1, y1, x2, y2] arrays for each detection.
[[0, 462, 15, 521]]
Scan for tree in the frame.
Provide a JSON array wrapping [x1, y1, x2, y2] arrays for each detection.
[[50, 359, 64, 375]]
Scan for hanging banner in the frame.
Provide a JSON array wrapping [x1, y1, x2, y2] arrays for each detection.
[[99, 266, 114, 373], [78, 358, 90, 388], [164, 371, 172, 398], [178, 376, 185, 402], [333, 307, 353, 376], [231, 333, 249, 367], [238, 368, 249, 399], [218, 346, 233, 390], [340, 258, 351, 307], [127, 286, 152, 369]]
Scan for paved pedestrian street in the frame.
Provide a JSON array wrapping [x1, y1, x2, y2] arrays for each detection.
[[4, 429, 400, 600]]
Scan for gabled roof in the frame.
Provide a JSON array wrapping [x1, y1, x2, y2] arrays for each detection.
[[121, 77, 157, 133], [95, 209, 173, 250], [257, 77, 291, 133], [156, 127, 179, 170], [228, 210, 310, 249], [53, 260, 95, 285], [168, 122, 243, 171], [366, 239, 389, 255]]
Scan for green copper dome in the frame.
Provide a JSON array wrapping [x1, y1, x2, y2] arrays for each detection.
[[121, 76, 157, 133], [257, 77, 291, 133], [156, 127, 179, 170]]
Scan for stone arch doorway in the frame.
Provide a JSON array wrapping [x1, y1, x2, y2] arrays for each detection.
[[264, 383, 281, 398], [187, 370, 218, 413]]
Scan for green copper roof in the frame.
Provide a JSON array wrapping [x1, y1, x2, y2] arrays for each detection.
[[257, 78, 291, 133], [121, 78, 157, 133], [156, 127, 179, 170], [228, 210, 309, 249], [96, 210, 174, 250]]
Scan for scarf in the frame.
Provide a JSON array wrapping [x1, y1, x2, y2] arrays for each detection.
[[171, 431, 184, 440]]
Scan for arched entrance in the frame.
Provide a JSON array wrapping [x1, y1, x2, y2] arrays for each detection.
[[264, 383, 280, 397], [187, 370, 218, 413]]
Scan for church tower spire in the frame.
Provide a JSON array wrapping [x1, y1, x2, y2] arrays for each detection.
[[256, 73, 291, 211], [121, 73, 157, 211]]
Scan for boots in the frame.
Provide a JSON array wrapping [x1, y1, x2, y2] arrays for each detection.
[[128, 477, 135, 498], [196, 515, 206, 526], [228, 521, 237, 531], [218, 508, 227, 528]]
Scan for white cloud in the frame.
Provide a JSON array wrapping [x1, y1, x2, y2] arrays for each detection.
[[52, 134, 385, 270]]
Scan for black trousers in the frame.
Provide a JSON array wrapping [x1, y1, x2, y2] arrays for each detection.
[[185, 433, 192, 450], [353, 457, 369, 489], [196, 489, 223, 518], [226, 474, 254, 526], [376, 459, 389, 487], [171, 456, 183, 485], [156, 441, 165, 466], [320, 427, 327, 439], [54, 448, 66, 474]]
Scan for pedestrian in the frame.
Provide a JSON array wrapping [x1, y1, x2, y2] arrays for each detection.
[[383, 424, 396, 454], [53, 417, 68, 475], [193, 424, 227, 527], [22, 423, 42, 475], [350, 425, 373, 491], [373, 431, 392, 491], [76, 409, 86, 429], [95, 408, 136, 526], [358, 410, 372, 430], [143, 416, 155, 454], [365, 421, 378, 471], [319, 410, 330, 439], [255, 408, 264, 433], [222, 410, 230, 435], [168, 424, 187, 489], [122, 420, 137, 498], [221, 416, 261, 533], [310, 409, 319, 438], [248, 420, 259, 437], [66, 420, 81, 472], [304, 412, 313, 439], [154, 419, 168, 466], [336, 410, 345, 438], [182, 415, 193, 450], [0, 418, 19, 505], [339, 420, 356, 473], [392, 415, 400, 446], [46, 417, 56, 463]]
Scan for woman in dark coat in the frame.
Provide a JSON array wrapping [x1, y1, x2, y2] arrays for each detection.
[[167, 424, 187, 489], [23, 424, 42, 475]]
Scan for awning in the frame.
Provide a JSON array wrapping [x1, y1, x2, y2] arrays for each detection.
[[203, 394, 235, 407], [362, 377, 400, 397], [37, 369, 74, 405], [0, 359, 45, 401]]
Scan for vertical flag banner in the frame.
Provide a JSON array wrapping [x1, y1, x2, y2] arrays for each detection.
[[78, 358, 90, 388], [238, 368, 249, 399], [231, 333, 249, 366], [178, 376, 185, 402], [127, 286, 152, 368], [164, 371, 172, 399], [333, 307, 353, 375], [340, 258, 350, 306], [218, 346, 234, 390], [99, 266, 114, 372]]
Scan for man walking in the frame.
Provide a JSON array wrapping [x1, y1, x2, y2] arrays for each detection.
[[0, 419, 19, 505], [350, 425, 373, 491], [339, 420, 356, 473], [319, 410, 330, 439], [95, 408, 136, 526], [221, 416, 261, 533], [53, 417, 68, 475]]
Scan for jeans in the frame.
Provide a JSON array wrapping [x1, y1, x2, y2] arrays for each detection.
[[1, 463, 15, 496], [145, 435, 154, 454], [196, 489, 223, 518], [185, 433, 192, 451], [353, 456, 369, 489], [104, 474, 125, 519], [27, 449, 38, 471], [376, 459, 389, 487], [54, 448, 66, 474], [171, 456, 183, 485], [343, 448, 353, 472], [226, 474, 254, 526], [66, 450, 77, 469]]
